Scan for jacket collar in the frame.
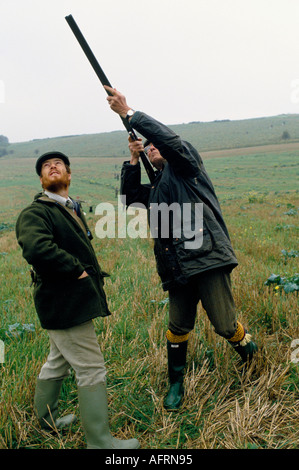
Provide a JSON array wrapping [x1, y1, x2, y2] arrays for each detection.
[[35, 193, 89, 239], [44, 190, 73, 207]]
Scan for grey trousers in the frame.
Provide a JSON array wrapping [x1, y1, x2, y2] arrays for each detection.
[[38, 320, 107, 387], [168, 268, 237, 339]]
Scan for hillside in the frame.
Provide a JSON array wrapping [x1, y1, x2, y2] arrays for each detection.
[[3, 113, 299, 158]]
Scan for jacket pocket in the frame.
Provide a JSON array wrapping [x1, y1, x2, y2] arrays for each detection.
[[154, 242, 181, 279], [34, 274, 109, 329]]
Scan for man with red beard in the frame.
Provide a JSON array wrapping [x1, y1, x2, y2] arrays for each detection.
[[15, 151, 140, 449]]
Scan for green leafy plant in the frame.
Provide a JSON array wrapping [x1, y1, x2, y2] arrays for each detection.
[[265, 273, 299, 294], [247, 190, 266, 203], [0, 322, 35, 340], [281, 249, 299, 264], [0, 222, 14, 233], [150, 297, 169, 306], [274, 224, 297, 231], [284, 208, 297, 216]]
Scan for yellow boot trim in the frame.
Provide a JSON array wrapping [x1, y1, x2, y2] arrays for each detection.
[[166, 330, 189, 343], [228, 321, 246, 343]]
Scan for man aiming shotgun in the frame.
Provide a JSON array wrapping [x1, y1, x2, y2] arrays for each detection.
[[65, 14, 258, 411], [105, 86, 258, 411]]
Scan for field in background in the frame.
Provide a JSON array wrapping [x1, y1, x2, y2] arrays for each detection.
[[4, 113, 299, 158], [0, 142, 298, 449]]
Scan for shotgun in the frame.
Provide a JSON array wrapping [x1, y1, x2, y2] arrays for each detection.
[[65, 14, 155, 184]]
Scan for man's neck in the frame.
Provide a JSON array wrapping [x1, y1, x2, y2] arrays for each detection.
[[44, 189, 70, 205], [57, 188, 69, 198], [44, 187, 69, 198]]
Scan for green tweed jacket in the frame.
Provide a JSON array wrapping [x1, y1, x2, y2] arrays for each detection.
[[16, 193, 111, 330]]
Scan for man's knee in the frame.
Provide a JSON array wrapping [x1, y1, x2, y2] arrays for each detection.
[[215, 320, 246, 341], [214, 321, 237, 339]]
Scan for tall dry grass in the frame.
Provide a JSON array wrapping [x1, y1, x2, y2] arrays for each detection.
[[0, 155, 298, 449]]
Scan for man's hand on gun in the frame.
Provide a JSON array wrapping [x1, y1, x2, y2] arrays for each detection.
[[128, 135, 144, 166], [104, 86, 131, 118], [104, 85, 143, 166]]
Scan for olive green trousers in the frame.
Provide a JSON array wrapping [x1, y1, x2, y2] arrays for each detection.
[[168, 268, 237, 339]]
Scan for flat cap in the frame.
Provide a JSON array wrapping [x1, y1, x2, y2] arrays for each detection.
[[36, 151, 70, 175]]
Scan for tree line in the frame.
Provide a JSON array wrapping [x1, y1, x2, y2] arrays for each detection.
[[0, 135, 10, 157]]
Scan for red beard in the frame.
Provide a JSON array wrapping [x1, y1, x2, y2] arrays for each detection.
[[40, 170, 70, 192]]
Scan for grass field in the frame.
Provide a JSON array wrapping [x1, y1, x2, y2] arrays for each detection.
[[4, 113, 299, 158], [0, 143, 298, 449]]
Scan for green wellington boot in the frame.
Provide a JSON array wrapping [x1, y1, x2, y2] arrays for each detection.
[[229, 333, 258, 363], [78, 382, 140, 449], [163, 340, 188, 411], [34, 378, 77, 431]]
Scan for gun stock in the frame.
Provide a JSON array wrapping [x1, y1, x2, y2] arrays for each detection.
[[65, 14, 155, 183]]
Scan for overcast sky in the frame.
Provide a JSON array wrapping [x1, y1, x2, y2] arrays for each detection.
[[1, 0, 299, 143]]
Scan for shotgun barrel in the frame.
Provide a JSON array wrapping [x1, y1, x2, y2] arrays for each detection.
[[65, 14, 155, 183]]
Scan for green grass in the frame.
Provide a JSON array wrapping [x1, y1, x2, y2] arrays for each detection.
[[0, 146, 298, 449], [3, 113, 299, 158], [204, 151, 299, 199]]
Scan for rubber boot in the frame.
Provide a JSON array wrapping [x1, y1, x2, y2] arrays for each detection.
[[77, 382, 140, 449], [229, 333, 258, 363], [163, 340, 188, 411], [34, 378, 77, 431]]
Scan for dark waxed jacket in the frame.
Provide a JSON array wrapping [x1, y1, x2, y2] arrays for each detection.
[[120, 111, 238, 291], [16, 193, 111, 329]]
